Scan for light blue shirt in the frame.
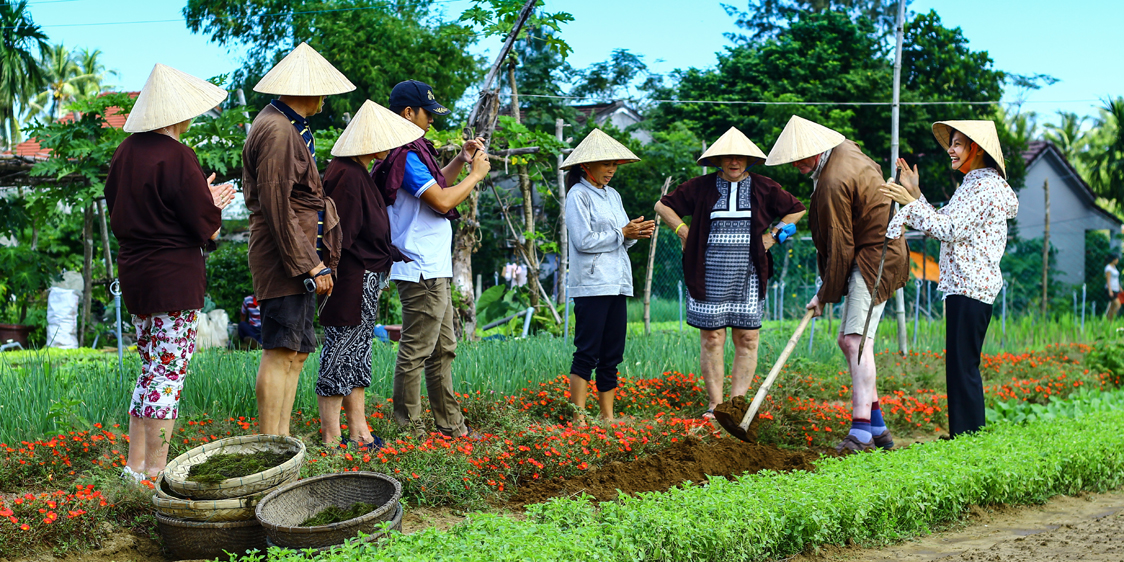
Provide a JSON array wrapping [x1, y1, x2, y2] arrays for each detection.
[[389, 152, 452, 282]]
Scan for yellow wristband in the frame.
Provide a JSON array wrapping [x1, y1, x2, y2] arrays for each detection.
[[675, 223, 686, 235]]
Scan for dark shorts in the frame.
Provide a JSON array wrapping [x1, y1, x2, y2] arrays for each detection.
[[260, 292, 316, 353]]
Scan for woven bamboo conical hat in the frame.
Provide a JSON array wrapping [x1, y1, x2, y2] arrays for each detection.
[[698, 127, 767, 167], [123, 64, 228, 133], [253, 42, 355, 96], [765, 115, 846, 166], [331, 99, 424, 157], [932, 120, 1007, 178], [559, 129, 640, 170]]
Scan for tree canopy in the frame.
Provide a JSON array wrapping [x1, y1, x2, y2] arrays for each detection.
[[183, 0, 484, 128]]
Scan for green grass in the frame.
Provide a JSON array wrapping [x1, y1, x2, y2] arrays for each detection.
[[247, 406, 1124, 562], [1, 312, 1116, 445]]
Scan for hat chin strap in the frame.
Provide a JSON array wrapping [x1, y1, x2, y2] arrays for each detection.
[[956, 143, 980, 174]]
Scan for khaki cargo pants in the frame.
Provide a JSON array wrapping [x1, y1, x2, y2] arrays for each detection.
[[391, 277, 467, 438]]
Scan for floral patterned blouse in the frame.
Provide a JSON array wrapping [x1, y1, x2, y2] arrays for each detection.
[[886, 167, 1019, 305]]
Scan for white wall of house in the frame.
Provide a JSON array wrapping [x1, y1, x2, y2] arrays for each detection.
[[1017, 149, 1122, 286]]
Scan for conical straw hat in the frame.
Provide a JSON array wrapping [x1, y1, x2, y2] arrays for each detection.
[[932, 120, 1007, 178], [559, 128, 640, 170], [331, 99, 424, 157], [253, 42, 356, 96], [765, 115, 846, 166], [698, 127, 767, 167], [123, 64, 228, 133]]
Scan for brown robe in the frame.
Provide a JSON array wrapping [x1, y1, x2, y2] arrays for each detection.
[[660, 171, 805, 301], [242, 103, 340, 300], [104, 133, 222, 316], [318, 157, 407, 327], [809, 140, 908, 305]]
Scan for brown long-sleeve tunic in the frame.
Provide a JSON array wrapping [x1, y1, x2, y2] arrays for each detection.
[[318, 157, 407, 327], [659, 171, 805, 301], [104, 133, 222, 315], [809, 140, 908, 305], [242, 103, 340, 300]]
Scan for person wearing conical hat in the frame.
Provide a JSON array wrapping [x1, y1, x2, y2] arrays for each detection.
[[882, 120, 1018, 437], [374, 80, 490, 440], [242, 42, 354, 437], [766, 115, 909, 454], [313, 100, 420, 450], [104, 63, 235, 480], [563, 129, 654, 424], [654, 127, 806, 419]]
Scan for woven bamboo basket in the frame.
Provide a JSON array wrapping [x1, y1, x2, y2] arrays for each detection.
[[265, 503, 403, 554], [156, 512, 267, 560], [153, 472, 298, 522], [164, 435, 305, 500], [256, 472, 402, 550]]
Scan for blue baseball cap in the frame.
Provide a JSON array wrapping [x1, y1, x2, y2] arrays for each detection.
[[389, 80, 450, 116]]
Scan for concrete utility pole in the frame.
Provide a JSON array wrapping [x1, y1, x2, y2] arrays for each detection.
[[556, 118, 567, 306], [889, 0, 909, 354]]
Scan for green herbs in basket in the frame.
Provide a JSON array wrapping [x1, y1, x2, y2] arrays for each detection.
[[300, 502, 379, 527], [187, 450, 297, 483]]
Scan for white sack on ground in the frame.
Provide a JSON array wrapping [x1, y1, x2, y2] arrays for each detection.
[[46, 287, 80, 349]]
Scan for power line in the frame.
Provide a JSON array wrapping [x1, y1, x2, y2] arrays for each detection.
[[508, 93, 1101, 107]]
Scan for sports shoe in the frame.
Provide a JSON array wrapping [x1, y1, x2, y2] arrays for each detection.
[[872, 429, 894, 450], [835, 434, 875, 455]]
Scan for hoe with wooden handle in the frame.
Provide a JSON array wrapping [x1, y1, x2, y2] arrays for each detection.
[[714, 309, 816, 443]]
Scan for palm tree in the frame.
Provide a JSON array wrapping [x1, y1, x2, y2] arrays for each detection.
[[28, 43, 92, 121], [1042, 111, 1088, 165], [0, 0, 48, 148], [74, 47, 116, 97], [1087, 97, 1124, 207]]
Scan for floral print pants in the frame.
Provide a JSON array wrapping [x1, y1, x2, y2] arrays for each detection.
[[129, 310, 200, 420]]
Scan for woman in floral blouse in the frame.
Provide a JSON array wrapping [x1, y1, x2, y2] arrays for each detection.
[[882, 120, 1018, 437]]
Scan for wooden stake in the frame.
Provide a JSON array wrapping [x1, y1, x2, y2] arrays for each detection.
[[643, 177, 673, 336], [1042, 177, 1050, 317]]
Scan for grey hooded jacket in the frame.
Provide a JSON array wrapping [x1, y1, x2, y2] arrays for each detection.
[[565, 178, 636, 298]]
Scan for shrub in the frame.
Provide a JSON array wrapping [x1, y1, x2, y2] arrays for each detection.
[[206, 241, 254, 313]]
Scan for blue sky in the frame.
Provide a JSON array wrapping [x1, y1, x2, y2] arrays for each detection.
[[22, 0, 1124, 127]]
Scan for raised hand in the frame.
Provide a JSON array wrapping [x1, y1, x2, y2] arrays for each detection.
[[208, 173, 237, 210], [623, 216, 656, 240]]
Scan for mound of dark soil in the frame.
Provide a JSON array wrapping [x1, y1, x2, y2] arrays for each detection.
[[509, 435, 819, 505]]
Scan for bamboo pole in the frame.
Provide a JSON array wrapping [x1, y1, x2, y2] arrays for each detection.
[[1042, 177, 1050, 318], [889, 0, 909, 355], [557, 118, 567, 306], [643, 177, 673, 335]]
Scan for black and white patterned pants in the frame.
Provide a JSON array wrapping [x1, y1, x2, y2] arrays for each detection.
[[315, 271, 386, 397]]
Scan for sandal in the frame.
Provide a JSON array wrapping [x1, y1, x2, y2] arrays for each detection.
[[702, 409, 716, 420]]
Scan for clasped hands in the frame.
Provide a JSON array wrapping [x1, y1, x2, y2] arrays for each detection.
[[880, 158, 922, 206], [623, 216, 656, 240]]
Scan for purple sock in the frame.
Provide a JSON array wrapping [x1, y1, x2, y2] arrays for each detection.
[[870, 402, 887, 434], [849, 418, 872, 442]]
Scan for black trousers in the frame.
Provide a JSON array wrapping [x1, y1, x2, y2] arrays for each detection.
[[570, 295, 627, 392], [945, 294, 992, 437]]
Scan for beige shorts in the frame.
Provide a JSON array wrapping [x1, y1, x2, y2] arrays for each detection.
[[838, 267, 885, 340]]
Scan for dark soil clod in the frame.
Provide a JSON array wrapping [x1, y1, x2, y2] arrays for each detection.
[[509, 435, 818, 505], [187, 450, 296, 483], [713, 395, 763, 443]]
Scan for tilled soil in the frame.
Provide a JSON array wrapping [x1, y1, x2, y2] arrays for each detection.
[[794, 488, 1124, 562], [509, 435, 819, 505]]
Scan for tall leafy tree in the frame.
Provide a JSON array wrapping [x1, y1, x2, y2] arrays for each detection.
[[29, 43, 92, 121], [1042, 111, 1088, 165], [183, 0, 484, 129], [646, 10, 1010, 202], [74, 47, 116, 97], [0, 0, 48, 148], [1087, 97, 1124, 206], [722, 0, 906, 44]]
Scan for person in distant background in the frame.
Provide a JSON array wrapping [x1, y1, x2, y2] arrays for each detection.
[[238, 295, 262, 347], [1106, 254, 1121, 321], [105, 64, 232, 480]]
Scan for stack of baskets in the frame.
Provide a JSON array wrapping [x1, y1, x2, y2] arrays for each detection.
[[153, 435, 305, 560], [256, 471, 403, 552]]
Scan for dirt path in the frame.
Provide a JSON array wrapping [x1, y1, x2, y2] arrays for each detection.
[[794, 488, 1124, 562]]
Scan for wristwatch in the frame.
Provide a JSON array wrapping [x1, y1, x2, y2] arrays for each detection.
[[304, 267, 333, 292]]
